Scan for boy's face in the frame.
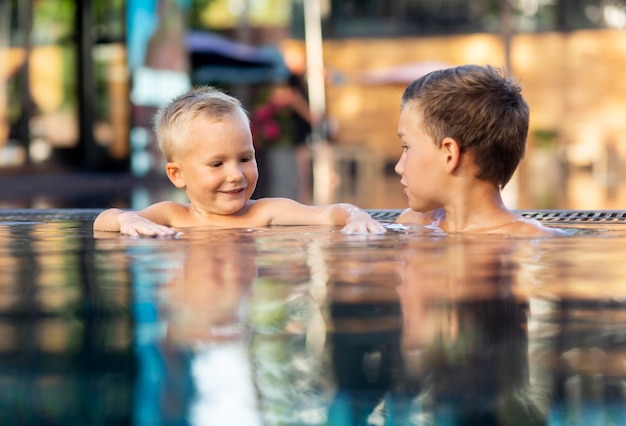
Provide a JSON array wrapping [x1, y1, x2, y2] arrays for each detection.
[[169, 113, 259, 215], [395, 101, 446, 212]]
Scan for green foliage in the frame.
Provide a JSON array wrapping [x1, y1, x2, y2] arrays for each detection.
[[532, 129, 559, 149], [93, 0, 126, 42], [32, 0, 76, 44]]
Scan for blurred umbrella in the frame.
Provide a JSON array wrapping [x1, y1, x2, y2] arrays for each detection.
[[359, 60, 451, 85], [185, 31, 288, 84]]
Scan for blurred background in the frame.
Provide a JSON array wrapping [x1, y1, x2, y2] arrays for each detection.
[[1, 0, 626, 211]]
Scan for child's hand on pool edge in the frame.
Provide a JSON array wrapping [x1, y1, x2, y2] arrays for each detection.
[[118, 211, 178, 237], [341, 216, 387, 235]]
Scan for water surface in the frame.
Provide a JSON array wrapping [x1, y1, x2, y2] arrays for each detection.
[[1, 209, 625, 425]]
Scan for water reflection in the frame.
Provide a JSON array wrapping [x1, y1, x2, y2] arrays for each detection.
[[164, 234, 259, 425], [2, 212, 626, 424], [0, 217, 134, 425], [522, 230, 626, 426], [110, 230, 261, 425], [393, 236, 545, 425]]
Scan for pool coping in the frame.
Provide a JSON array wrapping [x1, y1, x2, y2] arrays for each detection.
[[366, 209, 626, 224], [2, 208, 626, 224]]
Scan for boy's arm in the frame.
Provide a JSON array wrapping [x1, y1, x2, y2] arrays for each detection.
[[325, 203, 386, 234], [263, 199, 385, 234], [93, 205, 177, 237]]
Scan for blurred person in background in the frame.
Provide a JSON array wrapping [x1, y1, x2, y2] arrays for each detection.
[[282, 46, 315, 204]]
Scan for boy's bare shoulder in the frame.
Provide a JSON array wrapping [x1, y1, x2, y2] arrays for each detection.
[[148, 200, 185, 207], [143, 200, 192, 226], [249, 197, 292, 206], [144, 200, 189, 214], [506, 217, 566, 237], [247, 197, 310, 223]]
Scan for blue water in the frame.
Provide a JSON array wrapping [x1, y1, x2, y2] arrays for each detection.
[[1, 209, 626, 425]]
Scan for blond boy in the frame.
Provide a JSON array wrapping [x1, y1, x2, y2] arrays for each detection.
[[94, 86, 385, 236]]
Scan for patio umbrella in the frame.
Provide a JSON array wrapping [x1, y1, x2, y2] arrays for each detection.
[[185, 31, 288, 84], [359, 60, 452, 85]]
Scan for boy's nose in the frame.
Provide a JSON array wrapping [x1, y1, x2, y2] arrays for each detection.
[[394, 156, 405, 176], [226, 164, 244, 181]]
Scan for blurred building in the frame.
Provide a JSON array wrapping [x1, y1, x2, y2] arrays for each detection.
[[2, 0, 626, 209]]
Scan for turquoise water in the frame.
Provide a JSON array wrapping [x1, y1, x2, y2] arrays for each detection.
[[1, 209, 626, 425]]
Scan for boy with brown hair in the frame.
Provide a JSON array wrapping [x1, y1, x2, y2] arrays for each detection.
[[94, 86, 385, 236], [394, 64, 560, 236]]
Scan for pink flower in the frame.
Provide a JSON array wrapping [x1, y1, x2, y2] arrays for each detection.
[[262, 121, 281, 141], [254, 103, 277, 121], [251, 95, 291, 148]]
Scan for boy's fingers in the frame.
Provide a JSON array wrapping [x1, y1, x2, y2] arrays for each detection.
[[121, 221, 176, 237], [369, 220, 386, 233], [341, 220, 386, 235]]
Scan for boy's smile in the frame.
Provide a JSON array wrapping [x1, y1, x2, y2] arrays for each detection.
[[221, 188, 246, 194]]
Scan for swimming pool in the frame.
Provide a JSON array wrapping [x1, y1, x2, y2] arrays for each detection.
[[1, 208, 625, 425]]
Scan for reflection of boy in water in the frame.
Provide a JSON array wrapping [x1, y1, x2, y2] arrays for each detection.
[[392, 237, 548, 425], [161, 234, 262, 425], [165, 234, 257, 345]]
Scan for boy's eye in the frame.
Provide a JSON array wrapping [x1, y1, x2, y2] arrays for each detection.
[[401, 144, 409, 151], [240, 156, 253, 163], [209, 161, 223, 167]]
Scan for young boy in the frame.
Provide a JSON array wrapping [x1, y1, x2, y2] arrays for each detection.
[[394, 64, 560, 236], [94, 86, 385, 236]]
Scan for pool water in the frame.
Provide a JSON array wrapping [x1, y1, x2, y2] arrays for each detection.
[[1, 209, 626, 425]]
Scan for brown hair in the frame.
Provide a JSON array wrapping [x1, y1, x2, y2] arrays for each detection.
[[401, 64, 529, 187], [153, 86, 249, 161]]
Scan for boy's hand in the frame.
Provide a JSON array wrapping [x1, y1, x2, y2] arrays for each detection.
[[341, 216, 387, 235], [119, 212, 177, 237]]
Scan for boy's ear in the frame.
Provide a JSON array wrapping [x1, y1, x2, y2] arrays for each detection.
[[165, 162, 186, 188], [441, 137, 461, 173]]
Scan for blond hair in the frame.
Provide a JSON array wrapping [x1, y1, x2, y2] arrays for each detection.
[[152, 86, 249, 161]]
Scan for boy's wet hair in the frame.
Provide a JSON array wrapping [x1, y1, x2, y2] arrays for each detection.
[[153, 86, 250, 161], [401, 64, 529, 188]]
